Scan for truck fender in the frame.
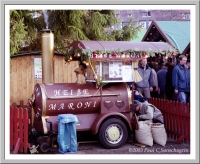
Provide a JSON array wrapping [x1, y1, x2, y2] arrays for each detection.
[[91, 112, 132, 134]]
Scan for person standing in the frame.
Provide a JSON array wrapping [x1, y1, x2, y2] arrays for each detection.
[[185, 59, 190, 103], [148, 62, 158, 98], [172, 55, 190, 103], [165, 64, 174, 100], [157, 63, 168, 99], [135, 58, 154, 99], [186, 59, 190, 69]]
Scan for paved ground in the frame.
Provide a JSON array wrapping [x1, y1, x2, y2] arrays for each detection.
[[41, 133, 190, 155], [76, 139, 190, 154]]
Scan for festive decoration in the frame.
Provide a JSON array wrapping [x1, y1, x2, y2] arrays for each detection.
[[95, 76, 107, 88], [112, 52, 117, 57], [65, 46, 177, 64]]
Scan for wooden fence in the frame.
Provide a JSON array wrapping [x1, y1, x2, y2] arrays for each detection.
[[10, 103, 30, 154], [149, 98, 190, 144]]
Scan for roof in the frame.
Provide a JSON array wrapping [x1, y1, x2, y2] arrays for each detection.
[[131, 29, 147, 42], [68, 40, 176, 53], [156, 21, 190, 54], [10, 51, 65, 58], [142, 20, 190, 54]]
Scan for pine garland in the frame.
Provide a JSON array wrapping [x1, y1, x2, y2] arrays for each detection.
[[65, 46, 177, 63]]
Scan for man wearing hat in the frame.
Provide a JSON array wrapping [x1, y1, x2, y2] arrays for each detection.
[[134, 100, 164, 124]]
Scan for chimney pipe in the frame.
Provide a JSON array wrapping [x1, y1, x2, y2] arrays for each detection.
[[41, 29, 54, 85]]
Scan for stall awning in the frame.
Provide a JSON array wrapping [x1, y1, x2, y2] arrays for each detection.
[[68, 40, 176, 53]]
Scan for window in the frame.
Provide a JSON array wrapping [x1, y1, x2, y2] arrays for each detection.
[[115, 14, 120, 18], [126, 10, 132, 14], [163, 11, 166, 17], [127, 14, 132, 17], [182, 13, 190, 20], [115, 23, 122, 29], [142, 11, 151, 17], [139, 21, 146, 28], [115, 10, 120, 14], [122, 22, 129, 28], [148, 21, 152, 27]]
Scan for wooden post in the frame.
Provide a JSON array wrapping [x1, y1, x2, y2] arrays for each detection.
[[12, 138, 20, 154]]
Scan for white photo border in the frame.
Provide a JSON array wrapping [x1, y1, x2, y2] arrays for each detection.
[[1, 1, 199, 163]]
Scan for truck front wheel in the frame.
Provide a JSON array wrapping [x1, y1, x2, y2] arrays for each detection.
[[98, 118, 128, 149]]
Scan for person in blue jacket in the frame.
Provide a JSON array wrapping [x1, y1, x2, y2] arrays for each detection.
[[172, 55, 190, 103]]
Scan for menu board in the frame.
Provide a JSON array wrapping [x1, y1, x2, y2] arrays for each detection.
[[109, 61, 122, 78], [34, 58, 42, 79], [107, 61, 133, 81], [86, 60, 134, 82], [122, 65, 133, 81]]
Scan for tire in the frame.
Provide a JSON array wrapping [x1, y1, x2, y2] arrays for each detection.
[[40, 142, 50, 153], [98, 118, 128, 149]]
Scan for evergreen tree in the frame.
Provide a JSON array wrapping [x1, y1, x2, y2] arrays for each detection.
[[10, 10, 44, 55], [48, 10, 141, 54], [10, 10, 141, 55]]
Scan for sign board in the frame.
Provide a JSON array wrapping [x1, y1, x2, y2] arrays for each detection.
[[34, 58, 42, 79], [86, 60, 134, 82]]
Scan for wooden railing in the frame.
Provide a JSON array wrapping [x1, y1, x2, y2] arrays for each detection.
[[10, 103, 30, 154], [149, 98, 190, 144]]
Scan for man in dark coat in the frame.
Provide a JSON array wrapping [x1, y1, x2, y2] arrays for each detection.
[[157, 63, 168, 99], [172, 55, 190, 103]]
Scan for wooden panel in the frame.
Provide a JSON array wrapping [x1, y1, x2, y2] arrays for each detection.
[[23, 108, 29, 153], [10, 60, 13, 104], [13, 107, 18, 148], [63, 60, 69, 82], [10, 58, 18, 103], [12, 138, 20, 154], [10, 54, 79, 104], [27, 55, 34, 99], [58, 56, 64, 83], [54, 56, 59, 83], [17, 57, 23, 103], [67, 61, 73, 83], [66, 62, 71, 82], [10, 106, 14, 150], [21, 56, 27, 103], [19, 108, 23, 152], [70, 61, 79, 83]]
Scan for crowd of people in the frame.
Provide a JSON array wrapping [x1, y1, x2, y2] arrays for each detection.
[[131, 55, 190, 125], [133, 55, 190, 104]]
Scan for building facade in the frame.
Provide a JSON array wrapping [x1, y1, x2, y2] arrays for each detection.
[[114, 10, 190, 30]]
